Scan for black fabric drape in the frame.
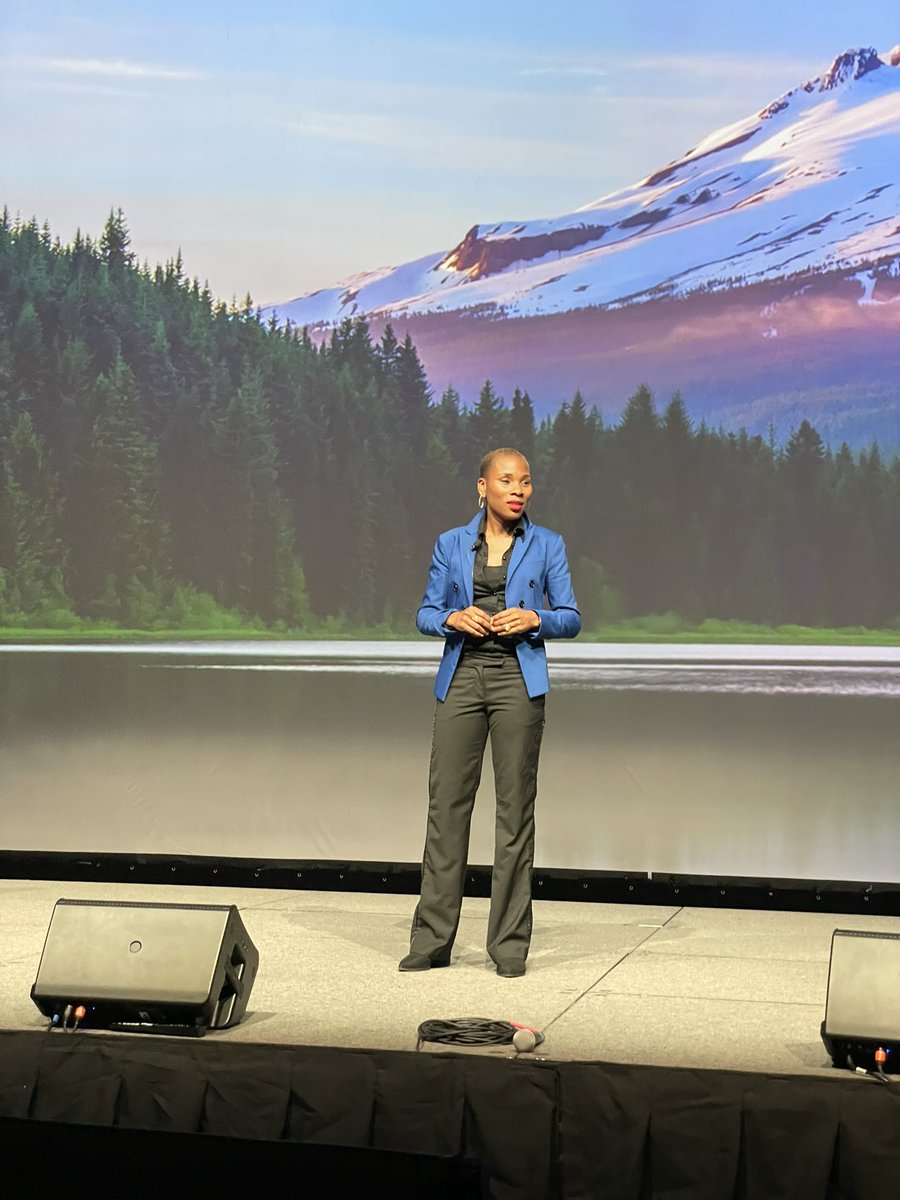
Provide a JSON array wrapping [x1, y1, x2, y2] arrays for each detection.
[[3, 1031, 900, 1199]]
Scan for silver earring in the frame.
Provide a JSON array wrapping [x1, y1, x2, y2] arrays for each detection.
[[478, 495, 485, 509]]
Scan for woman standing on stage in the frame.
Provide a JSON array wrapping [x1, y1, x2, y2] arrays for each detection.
[[399, 448, 580, 978]]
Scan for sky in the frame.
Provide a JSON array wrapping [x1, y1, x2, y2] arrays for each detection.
[[2, 0, 899, 305]]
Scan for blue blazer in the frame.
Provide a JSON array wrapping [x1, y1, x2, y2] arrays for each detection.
[[416, 512, 581, 700]]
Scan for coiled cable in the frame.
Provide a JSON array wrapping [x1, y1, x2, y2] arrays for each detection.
[[417, 1018, 523, 1048]]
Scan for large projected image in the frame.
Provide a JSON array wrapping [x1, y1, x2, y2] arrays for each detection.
[[1, 3, 899, 878]]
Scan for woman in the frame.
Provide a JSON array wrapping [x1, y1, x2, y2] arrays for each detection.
[[400, 447, 580, 978]]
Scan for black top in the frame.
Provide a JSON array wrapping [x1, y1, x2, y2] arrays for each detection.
[[463, 518, 525, 657]]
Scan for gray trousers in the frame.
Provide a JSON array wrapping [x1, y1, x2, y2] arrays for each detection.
[[409, 654, 546, 965]]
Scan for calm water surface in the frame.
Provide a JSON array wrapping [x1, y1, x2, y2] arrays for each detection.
[[2, 642, 899, 882]]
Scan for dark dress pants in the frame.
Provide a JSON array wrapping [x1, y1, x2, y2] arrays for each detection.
[[409, 654, 546, 965]]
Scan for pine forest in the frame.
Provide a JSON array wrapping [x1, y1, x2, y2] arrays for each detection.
[[1, 210, 899, 637]]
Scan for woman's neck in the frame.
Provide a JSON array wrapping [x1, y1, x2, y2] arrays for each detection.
[[484, 512, 517, 538]]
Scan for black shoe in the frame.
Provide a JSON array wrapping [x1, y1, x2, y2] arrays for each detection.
[[398, 953, 450, 972], [495, 960, 526, 978]]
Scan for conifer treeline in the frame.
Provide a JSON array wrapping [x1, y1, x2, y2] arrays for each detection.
[[1, 209, 899, 632]]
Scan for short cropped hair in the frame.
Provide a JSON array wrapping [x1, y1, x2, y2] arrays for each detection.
[[479, 447, 530, 478]]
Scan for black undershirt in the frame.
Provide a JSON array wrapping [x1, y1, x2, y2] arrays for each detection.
[[463, 541, 517, 657]]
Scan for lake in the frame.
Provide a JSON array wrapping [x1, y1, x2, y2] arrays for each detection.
[[2, 641, 899, 884]]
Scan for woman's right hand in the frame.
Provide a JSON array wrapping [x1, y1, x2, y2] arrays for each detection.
[[445, 607, 493, 637]]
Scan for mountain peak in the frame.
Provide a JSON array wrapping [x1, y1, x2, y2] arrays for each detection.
[[270, 43, 900, 331], [759, 46, 889, 119], [818, 47, 883, 90]]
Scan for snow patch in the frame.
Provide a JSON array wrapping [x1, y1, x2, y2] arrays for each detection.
[[265, 46, 900, 328]]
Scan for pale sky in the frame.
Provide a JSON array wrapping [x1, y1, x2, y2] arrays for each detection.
[[2, 0, 899, 305]]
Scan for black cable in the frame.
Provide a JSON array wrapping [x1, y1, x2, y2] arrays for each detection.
[[417, 1018, 518, 1047], [846, 1051, 894, 1085]]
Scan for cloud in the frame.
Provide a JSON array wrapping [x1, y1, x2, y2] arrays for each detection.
[[626, 51, 821, 85], [518, 65, 607, 79], [20, 56, 203, 82], [37, 81, 152, 101], [513, 49, 821, 94], [562, 50, 824, 127], [282, 112, 391, 145]]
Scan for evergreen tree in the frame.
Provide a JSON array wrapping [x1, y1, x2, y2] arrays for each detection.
[[657, 392, 697, 612], [0, 412, 69, 620], [394, 333, 431, 460], [609, 385, 667, 612], [11, 302, 44, 398], [510, 388, 535, 462], [546, 393, 597, 556], [375, 323, 400, 381], [617, 383, 660, 474], [66, 358, 166, 618], [780, 420, 827, 623], [205, 367, 299, 621], [434, 386, 467, 474], [470, 380, 509, 461], [99, 208, 134, 273], [431, 387, 470, 517]]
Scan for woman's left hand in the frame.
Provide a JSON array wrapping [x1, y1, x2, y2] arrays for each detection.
[[490, 608, 541, 636]]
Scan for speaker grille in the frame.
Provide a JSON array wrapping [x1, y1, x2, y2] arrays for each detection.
[[824, 928, 900, 1043]]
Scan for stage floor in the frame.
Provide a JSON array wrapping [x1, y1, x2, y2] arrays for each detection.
[[3, 878, 898, 1076]]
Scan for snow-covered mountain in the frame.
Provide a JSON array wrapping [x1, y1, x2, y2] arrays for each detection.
[[268, 48, 900, 447], [274, 47, 900, 328]]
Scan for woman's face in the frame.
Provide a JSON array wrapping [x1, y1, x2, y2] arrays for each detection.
[[478, 454, 533, 523]]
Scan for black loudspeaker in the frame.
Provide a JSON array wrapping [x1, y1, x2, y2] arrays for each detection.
[[821, 928, 900, 1071], [31, 899, 259, 1036]]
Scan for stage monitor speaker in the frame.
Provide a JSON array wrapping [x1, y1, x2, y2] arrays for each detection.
[[31, 899, 259, 1036], [821, 928, 900, 1071]]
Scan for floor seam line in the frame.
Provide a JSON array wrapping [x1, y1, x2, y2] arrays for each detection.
[[540, 906, 684, 1034], [588, 992, 825, 1008]]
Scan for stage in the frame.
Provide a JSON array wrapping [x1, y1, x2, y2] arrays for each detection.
[[3, 879, 900, 1197]]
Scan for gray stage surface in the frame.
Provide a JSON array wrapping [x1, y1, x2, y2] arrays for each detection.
[[3, 878, 897, 1076]]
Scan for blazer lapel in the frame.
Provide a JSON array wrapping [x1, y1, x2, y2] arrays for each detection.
[[460, 514, 481, 606], [506, 515, 534, 589]]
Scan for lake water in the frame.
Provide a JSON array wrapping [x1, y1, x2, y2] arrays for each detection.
[[2, 641, 899, 884]]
